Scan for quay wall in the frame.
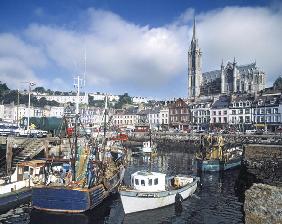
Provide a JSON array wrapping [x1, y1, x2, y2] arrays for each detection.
[[240, 144, 282, 224]]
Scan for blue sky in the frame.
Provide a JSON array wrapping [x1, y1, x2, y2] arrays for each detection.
[[0, 0, 281, 99]]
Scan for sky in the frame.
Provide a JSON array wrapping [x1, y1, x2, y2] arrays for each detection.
[[0, 0, 281, 99]]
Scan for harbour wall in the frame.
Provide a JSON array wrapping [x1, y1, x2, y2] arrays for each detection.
[[239, 144, 282, 224]]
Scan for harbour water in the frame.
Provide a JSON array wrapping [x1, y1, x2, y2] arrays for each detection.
[[0, 149, 244, 224]]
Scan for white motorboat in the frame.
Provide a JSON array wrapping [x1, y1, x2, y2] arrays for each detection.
[[141, 141, 157, 153], [119, 171, 199, 214]]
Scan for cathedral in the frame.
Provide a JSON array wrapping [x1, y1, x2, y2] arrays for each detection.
[[188, 19, 266, 99]]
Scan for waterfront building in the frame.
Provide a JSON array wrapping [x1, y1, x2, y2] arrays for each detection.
[[210, 96, 230, 129], [188, 19, 266, 99], [229, 95, 254, 131], [159, 108, 169, 129], [168, 98, 190, 131], [189, 99, 212, 131], [113, 108, 138, 128], [147, 108, 160, 130], [252, 93, 282, 132], [3, 103, 31, 123]]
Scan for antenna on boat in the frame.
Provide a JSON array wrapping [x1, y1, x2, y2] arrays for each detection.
[[73, 75, 85, 115], [104, 94, 108, 138]]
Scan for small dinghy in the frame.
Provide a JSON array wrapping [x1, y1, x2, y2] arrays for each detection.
[[119, 171, 199, 214]]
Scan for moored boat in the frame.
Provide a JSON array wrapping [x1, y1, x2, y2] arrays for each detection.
[[119, 171, 199, 214], [0, 160, 45, 213], [195, 135, 242, 172]]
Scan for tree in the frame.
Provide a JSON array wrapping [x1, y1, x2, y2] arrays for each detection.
[[34, 87, 46, 93], [0, 82, 10, 95], [273, 77, 282, 90], [115, 93, 132, 109]]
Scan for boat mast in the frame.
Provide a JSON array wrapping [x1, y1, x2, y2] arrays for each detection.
[[103, 95, 108, 138], [72, 75, 84, 181]]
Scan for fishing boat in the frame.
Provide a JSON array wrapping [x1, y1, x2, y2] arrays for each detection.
[[141, 130, 157, 154], [32, 84, 127, 213], [119, 171, 199, 214], [0, 160, 45, 213], [195, 135, 242, 172]]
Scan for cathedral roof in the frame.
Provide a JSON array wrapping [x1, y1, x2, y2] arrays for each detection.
[[237, 62, 257, 73], [202, 70, 221, 82]]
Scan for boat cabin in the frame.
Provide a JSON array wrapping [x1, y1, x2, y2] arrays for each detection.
[[143, 141, 152, 148], [10, 160, 45, 184], [131, 171, 166, 192]]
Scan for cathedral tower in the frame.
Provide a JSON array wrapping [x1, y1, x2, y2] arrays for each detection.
[[188, 18, 202, 98]]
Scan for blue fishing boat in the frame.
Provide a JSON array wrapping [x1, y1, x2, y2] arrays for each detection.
[[195, 135, 242, 172], [32, 92, 127, 213]]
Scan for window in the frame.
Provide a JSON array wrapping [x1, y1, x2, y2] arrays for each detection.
[[213, 118, 216, 123], [246, 116, 250, 123], [274, 108, 278, 114], [266, 108, 271, 114], [239, 109, 243, 114], [141, 180, 145, 186], [224, 117, 227, 123], [213, 111, 216, 115], [154, 178, 158, 185], [245, 109, 250, 114], [219, 111, 221, 115], [232, 110, 236, 115], [135, 178, 139, 185], [148, 179, 152, 186], [224, 110, 227, 115]]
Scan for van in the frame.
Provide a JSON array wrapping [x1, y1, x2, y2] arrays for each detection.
[[245, 129, 256, 134]]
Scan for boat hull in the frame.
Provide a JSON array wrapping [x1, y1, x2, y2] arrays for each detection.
[[0, 187, 31, 213], [32, 184, 106, 213], [120, 178, 198, 214], [196, 157, 242, 172], [32, 165, 125, 213]]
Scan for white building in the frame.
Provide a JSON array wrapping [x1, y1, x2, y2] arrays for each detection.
[[88, 93, 119, 102], [132, 97, 149, 104], [159, 108, 169, 127], [49, 106, 65, 118], [113, 110, 138, 128], [147, 108, 160, 130], [189, 100, 212, 130], [35, 93, 88, 105], [229, 96, 253, 131], [210, 96, 230, 126]]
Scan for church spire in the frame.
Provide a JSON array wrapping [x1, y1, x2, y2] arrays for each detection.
[[192, 17, 196, 41]]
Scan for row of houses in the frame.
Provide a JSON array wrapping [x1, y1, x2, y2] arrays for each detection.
[[1, 92, 281, 132]]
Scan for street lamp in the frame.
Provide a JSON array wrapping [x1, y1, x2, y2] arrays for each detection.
[[27, 82, 36, 131]]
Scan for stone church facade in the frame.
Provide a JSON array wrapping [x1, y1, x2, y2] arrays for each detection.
[[188, 20, 266, 99]]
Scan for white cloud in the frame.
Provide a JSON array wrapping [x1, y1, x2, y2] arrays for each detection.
[[0, 4, 281, 96]]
